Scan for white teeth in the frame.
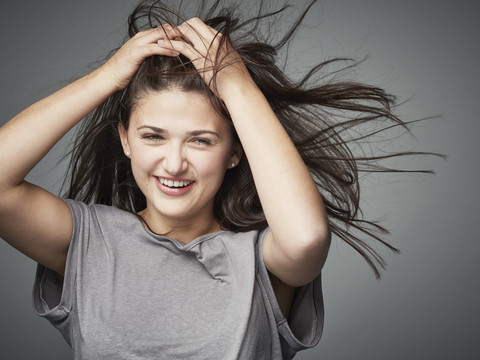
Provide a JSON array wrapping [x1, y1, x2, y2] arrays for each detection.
[[159, 178, 193, 188]]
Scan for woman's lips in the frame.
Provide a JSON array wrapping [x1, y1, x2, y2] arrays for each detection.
[[156, 177, 194, 196], [159, 178, 194, 188]]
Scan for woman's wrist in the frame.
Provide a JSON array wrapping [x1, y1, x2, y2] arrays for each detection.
[[86, 65, 125, 96], [220, 77, 263, 110]]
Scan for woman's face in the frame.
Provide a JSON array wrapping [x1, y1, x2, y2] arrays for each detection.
[[119, 90, 241, 230]]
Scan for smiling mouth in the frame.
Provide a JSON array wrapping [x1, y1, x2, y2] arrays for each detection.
[[158, 177, 194, 188]]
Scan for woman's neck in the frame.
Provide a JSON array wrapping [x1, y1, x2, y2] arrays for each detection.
[[137, 207, 221, 244]]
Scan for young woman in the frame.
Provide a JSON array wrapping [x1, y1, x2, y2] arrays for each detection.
[[0, 0, 427, 358]]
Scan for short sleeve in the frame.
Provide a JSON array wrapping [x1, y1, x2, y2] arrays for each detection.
[[256, 228, 324, 359], [32, 199, 88, 345]]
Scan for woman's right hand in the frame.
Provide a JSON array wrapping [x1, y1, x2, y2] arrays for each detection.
[[100, 27, 180, 91]]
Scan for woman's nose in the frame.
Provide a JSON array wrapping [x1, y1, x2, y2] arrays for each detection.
[[162, 144, 187, 175]]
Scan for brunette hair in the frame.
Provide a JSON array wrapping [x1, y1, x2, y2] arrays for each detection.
[[64, 0, 437, 277]]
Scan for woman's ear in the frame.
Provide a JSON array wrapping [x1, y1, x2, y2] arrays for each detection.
[[229, 142, 243, 169], [118, 123, 131, 157]]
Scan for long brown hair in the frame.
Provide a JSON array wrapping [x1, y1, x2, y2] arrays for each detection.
[[64, 0, 438, 277]]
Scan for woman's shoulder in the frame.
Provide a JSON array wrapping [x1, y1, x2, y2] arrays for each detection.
[[64, 199, 140, 230], [204, 227, 268, 248]]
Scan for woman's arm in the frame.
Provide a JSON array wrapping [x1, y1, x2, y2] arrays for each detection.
[[0, 27, 178, 274], [223, 84, 331, 286], [0, 68, 117, 275], [159, 19, 331, 287]]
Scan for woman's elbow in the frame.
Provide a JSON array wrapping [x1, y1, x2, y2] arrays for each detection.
[[281, 226, 331, 287], [299, 223, 331, 261]]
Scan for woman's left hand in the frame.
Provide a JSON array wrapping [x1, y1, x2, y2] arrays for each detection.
[[157, 18, 255, 100]]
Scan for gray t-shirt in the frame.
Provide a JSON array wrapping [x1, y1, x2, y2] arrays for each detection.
[[33, 200, 323, 359]]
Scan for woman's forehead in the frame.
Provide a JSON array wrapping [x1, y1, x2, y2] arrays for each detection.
[[130, 90, 228, 130]]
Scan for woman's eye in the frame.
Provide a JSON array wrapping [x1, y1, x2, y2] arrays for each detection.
[[142, 134, 164, 142], [192, 138, 212, 146]]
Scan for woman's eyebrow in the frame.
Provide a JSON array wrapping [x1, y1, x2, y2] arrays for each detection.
[[189, 130, 221, 139], [137, 125, 166, 133]]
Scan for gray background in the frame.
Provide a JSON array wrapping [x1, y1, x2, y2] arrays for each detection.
[[0, 0, 478, 359]]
